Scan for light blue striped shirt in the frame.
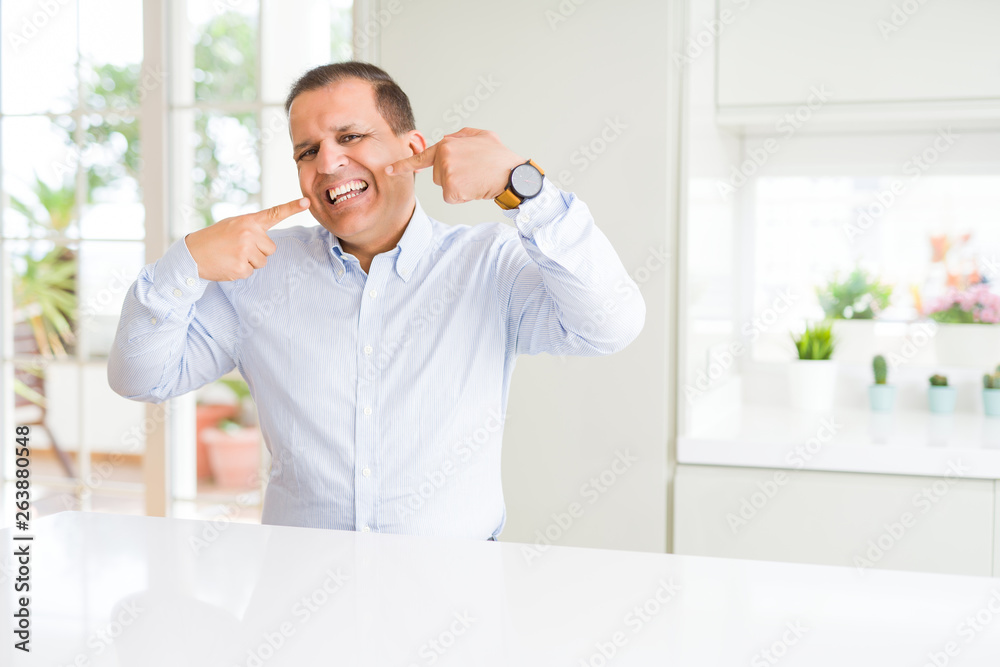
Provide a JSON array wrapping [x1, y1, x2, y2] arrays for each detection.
[[108, 180, 645, 540]]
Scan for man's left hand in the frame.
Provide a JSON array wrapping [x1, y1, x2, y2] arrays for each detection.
[[385, 128, 524, 204]]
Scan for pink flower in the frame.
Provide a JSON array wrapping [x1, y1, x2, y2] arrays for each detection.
[[925, 284, 1000, 323]]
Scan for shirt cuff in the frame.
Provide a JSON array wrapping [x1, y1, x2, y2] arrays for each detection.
[[500, 178, 570, 239], [151, 236, 210, 305]]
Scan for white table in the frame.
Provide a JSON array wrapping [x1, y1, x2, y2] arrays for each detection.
[[3, 511, 999, 666]]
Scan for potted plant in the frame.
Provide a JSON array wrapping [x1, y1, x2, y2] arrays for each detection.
[[788, 321, 837, 411], [928, 374, 957, 414], [817, 268, 892, 320], [817, 268, 892, 364], [199, 378, 260, 489], [195, 400, 239, 481], [926, 283, 1000, 367], [983, 366, 1000, 418], [868, 354, 895, 413]]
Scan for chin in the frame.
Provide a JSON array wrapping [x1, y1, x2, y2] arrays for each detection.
[[321, 212, 371, 240]]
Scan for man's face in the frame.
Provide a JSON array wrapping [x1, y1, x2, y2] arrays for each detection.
[[289, 78, 424, 246]]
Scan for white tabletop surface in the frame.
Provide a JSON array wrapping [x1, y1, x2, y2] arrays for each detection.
[[3, 511, 1000, 666], [680, 405, 1000, 479]]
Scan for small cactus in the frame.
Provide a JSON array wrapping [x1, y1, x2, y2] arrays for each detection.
[[929, 374, 949, 387], [984, 364, 1000, 389], [872, 355, 888, 385]]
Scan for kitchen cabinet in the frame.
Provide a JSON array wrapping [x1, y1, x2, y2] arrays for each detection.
[[674, 463, 996, 576]]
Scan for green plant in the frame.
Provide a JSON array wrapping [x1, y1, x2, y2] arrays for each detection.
[[984, 365, 1000, 389], [217, 418, 244, 433], [817, 268, 892, 320], [14, 246, 77, 357], [9, 176, 76, 235], [873, 355, 888, 385], [217, 377, 251, 402], [791, 321, 836, 360], [929, 374, 949, 387]]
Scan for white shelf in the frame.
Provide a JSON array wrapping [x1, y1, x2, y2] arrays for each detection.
[[679, 405, 1000, 479]]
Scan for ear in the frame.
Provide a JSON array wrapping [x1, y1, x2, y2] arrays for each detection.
[[405, 129, 427, 157]]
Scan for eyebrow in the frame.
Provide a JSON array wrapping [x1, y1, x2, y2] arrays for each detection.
[[293, 123, 366, 153]]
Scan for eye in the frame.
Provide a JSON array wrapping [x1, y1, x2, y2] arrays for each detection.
[[296, 147, 318, 162], [341, 133, 363, 143]]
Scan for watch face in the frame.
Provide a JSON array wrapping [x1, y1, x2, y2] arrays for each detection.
[[511, 163, 543, 199]]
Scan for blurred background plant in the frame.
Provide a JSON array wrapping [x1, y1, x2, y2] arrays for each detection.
[[816, 268, 893, 320], [925, 283, 1000, 324], [791, 321, 836, 360]]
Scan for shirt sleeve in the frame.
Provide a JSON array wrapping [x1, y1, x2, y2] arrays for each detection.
[[107, 236, 240, 403], [493, 179, 646, 357]]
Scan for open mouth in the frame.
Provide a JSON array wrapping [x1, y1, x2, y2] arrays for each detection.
[[326, 179, 369, 206]]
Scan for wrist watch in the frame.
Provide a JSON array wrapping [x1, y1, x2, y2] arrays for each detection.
[[494, 159, 545, 210]]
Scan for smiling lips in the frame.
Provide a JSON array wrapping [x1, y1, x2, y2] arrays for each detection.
[[326, 179, 369, 206]]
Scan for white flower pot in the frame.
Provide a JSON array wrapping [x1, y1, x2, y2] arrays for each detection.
[[933, 323, 1000, 367], [787, 360, 837, 412]]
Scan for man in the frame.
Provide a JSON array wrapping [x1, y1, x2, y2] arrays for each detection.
[[108, 61, 644, 541]]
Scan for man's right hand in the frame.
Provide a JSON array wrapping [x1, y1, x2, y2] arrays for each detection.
[[185, 198, 310, 281]]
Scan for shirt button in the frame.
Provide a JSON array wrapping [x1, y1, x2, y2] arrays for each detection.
[[362, 467, 371, 477], [185, 277, 197, 287], [337, 268, 344, 277], [363, 406, 372, 416], [368, 289, 377, 299], [516, 211, 531, 224], [361, 525, 371, 533], [173, 288, 182, 297], [150, 317, 157, 324], [363, 345, 373, 355]]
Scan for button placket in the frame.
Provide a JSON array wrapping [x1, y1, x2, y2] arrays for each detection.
[[353, 254, 392, 534]]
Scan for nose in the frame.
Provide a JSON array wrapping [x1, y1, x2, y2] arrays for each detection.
[[316, 138, 349, 175]]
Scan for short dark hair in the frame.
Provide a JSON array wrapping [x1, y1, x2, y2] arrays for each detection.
[[284, 61, 416, 136]]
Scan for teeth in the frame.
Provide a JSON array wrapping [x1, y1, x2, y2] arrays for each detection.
[[328, 180, 368, 202]]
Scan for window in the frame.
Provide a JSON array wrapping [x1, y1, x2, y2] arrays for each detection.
[[1, 0, 354, 526], [2, 0, 147, 521], [682, 128, 1000, 433]]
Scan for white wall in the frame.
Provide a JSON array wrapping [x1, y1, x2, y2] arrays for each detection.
[[379, 0, 678, 552]]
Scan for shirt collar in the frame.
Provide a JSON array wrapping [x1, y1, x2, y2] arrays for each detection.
[[326, 198, 433, 283], [394, 197, 433, 282]]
